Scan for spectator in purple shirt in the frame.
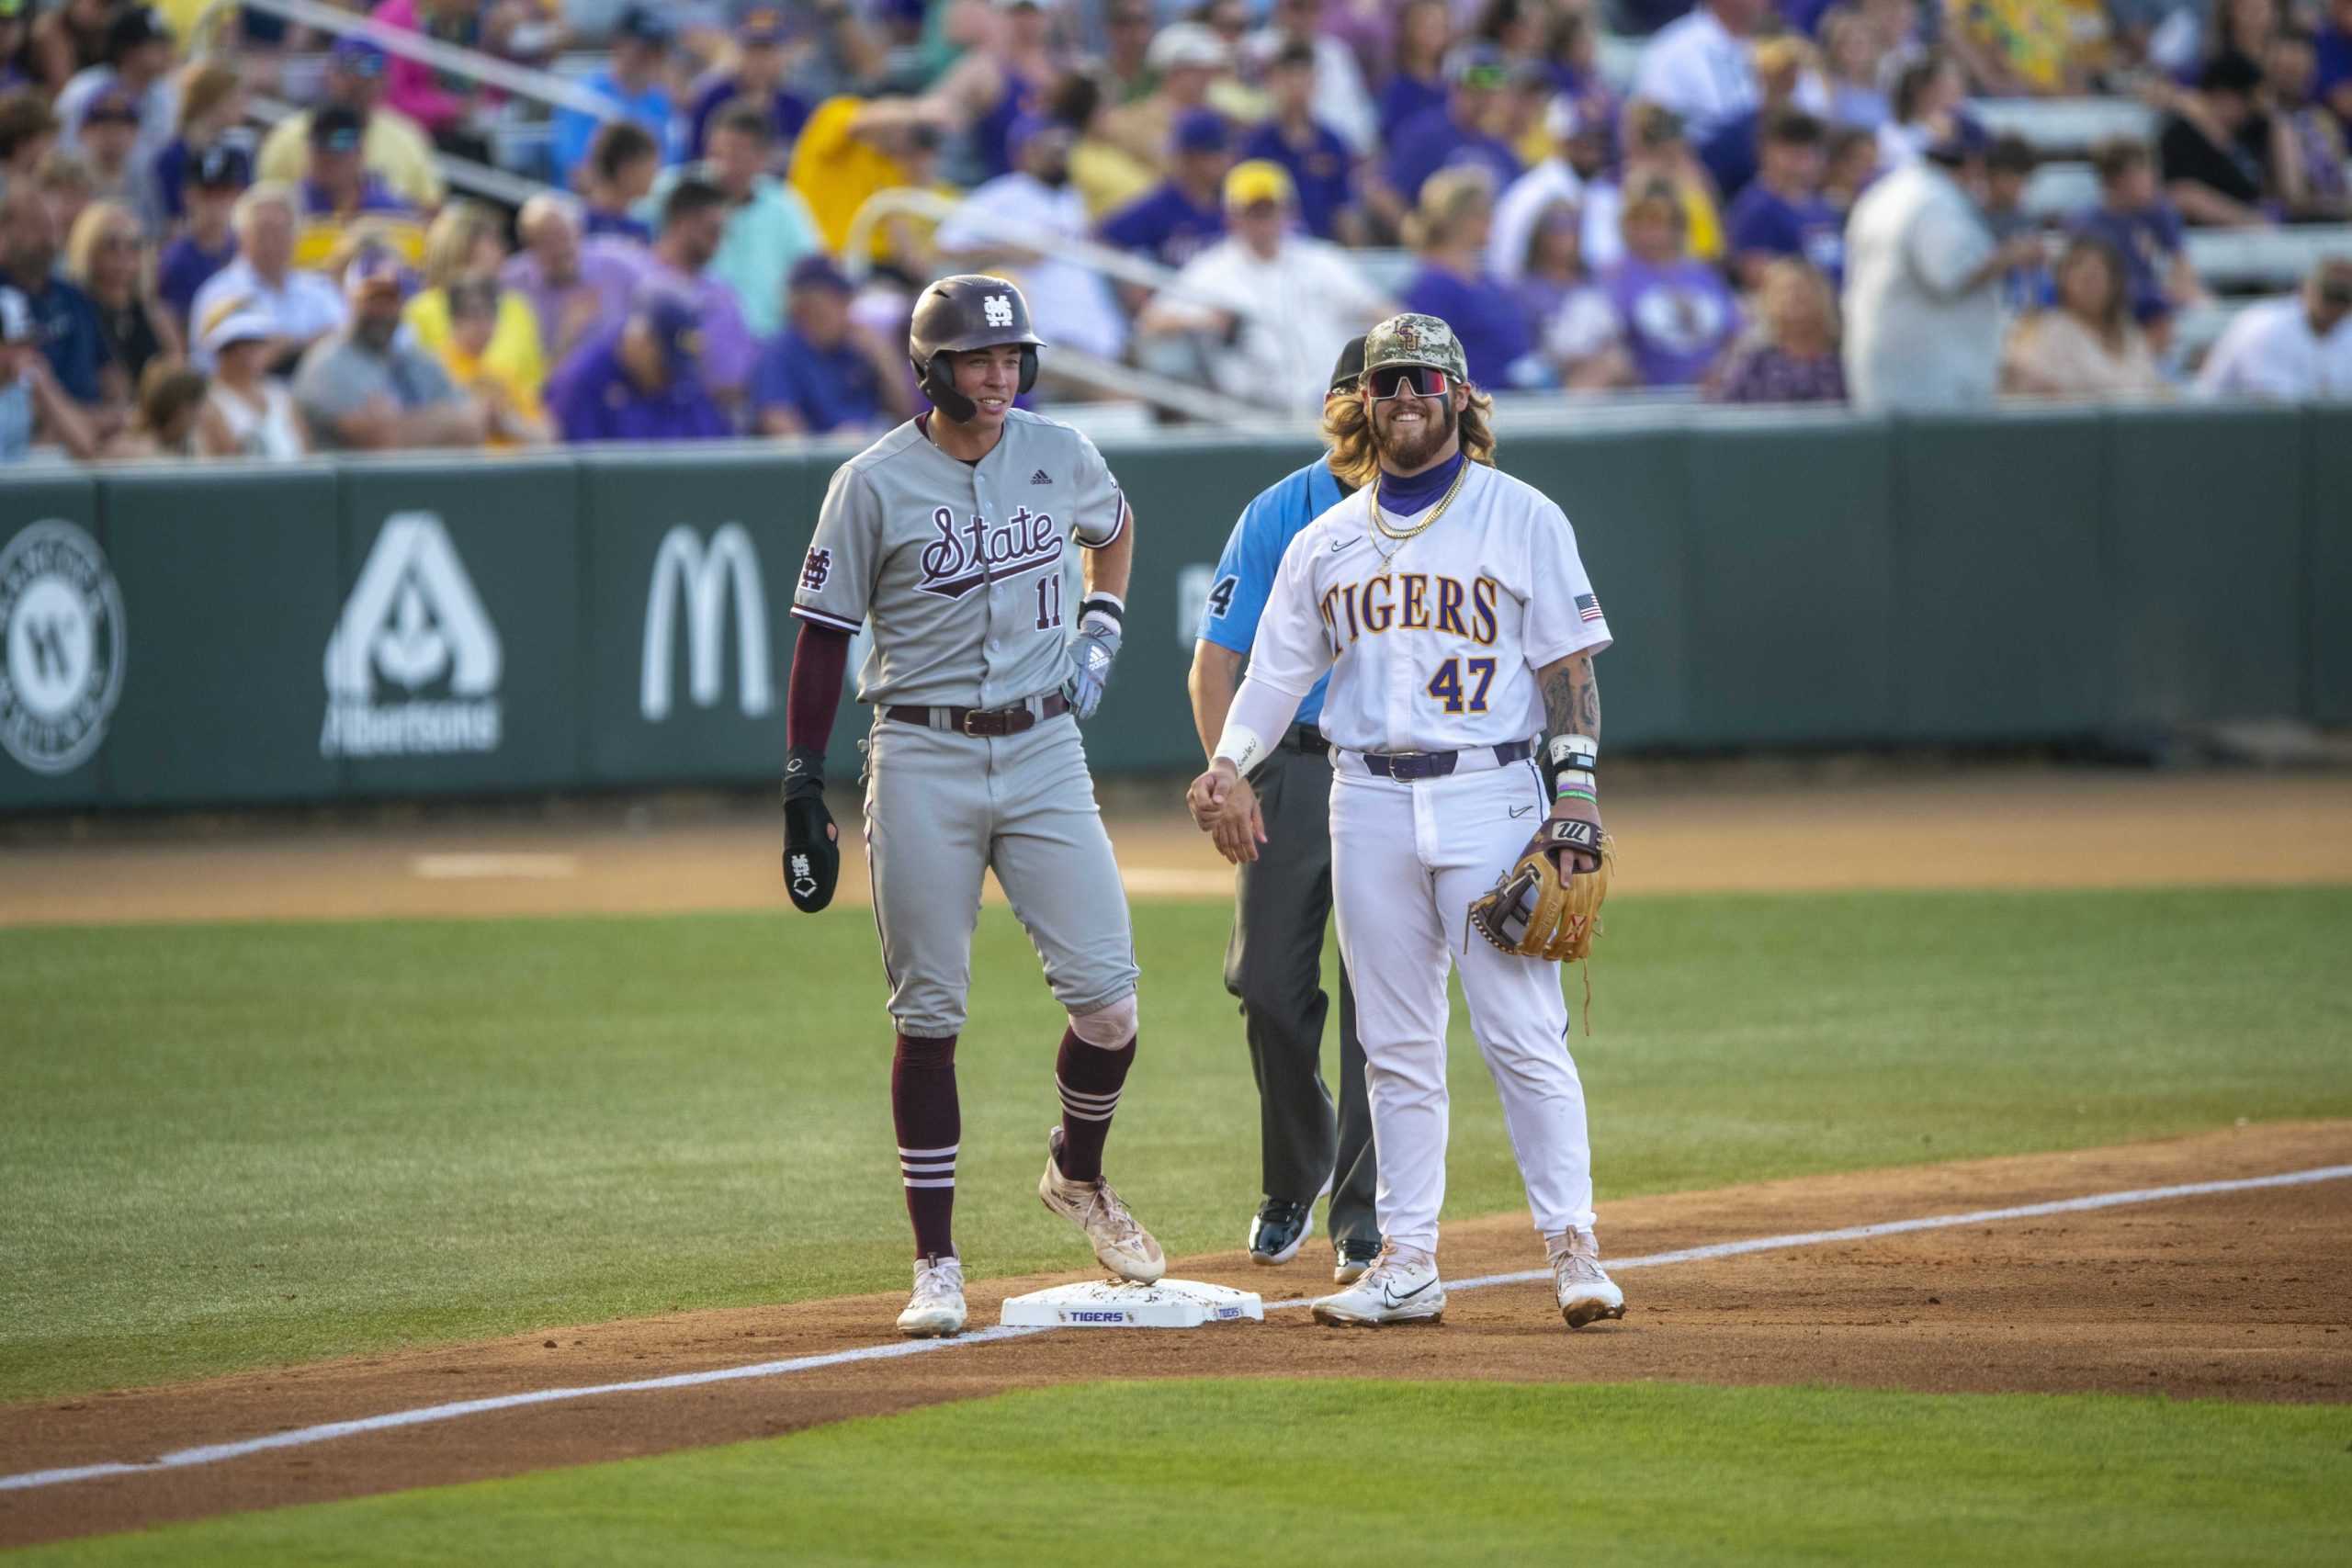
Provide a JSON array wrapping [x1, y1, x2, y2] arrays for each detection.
[[1725, 109, 1846, 289], [582, 121, 662, 247], [2321, 0, 2352, 132], [1372, 42, 1523, 235], [1378, 0, 1453, 134], [1238, 40, 1361, 242], [547, 287, 731, 444], [2070, 137, 2205, 343], [502, 192, 650, 367], [157, 140, 247, 333], [1398, 164, 1547, 389], [1710, 259, 1849, 402], [1098, 107, 1231, 269], [686, 7, 811, 163], [1603, 178, 1743, 387], [748, 254, 910, 437], [639, 175, 757, 411]]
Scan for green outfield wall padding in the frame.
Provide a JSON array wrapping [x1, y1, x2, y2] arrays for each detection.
[[2307, 406, 2352, 728], [2106, 406, 2307, 729], [1680, 414, 1898, 744], [1890, 409, 2113, 740], [1501, 425, 1690, 748], [0, 405, 2336, 813], [100, 465, 342, 807]]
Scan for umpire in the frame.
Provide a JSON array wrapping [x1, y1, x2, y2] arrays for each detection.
[[1187, 337, 1379, 1284]]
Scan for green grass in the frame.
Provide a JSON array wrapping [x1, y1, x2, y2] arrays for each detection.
[[2, 887, 2347, 1401], [18, 1380, 2352, 1565]]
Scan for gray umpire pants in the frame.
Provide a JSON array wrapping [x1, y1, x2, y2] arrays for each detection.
[[1224, 724, 1377, 1249]]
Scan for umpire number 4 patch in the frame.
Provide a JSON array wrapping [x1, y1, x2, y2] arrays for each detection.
[[1206, 575, 1238, 617]]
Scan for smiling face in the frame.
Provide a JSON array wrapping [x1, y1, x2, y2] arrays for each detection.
[[1364, 374, 1464, 473], [948, 344, 1023, 427]]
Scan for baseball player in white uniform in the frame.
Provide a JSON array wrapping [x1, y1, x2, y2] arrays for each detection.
[[782, 276, 1162, 1341], [1186, 312, 1626, 1330]]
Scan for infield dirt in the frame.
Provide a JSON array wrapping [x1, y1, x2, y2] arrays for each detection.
[[5, 1121, 2347, 1549]]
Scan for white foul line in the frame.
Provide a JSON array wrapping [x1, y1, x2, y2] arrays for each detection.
[[5, 1163, 2346, 1496]]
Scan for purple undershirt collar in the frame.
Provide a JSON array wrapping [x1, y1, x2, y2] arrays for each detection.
[[1374, 446, 1466, 516]]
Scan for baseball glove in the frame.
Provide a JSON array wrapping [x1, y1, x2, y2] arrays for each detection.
[[1467, 820, 1614, 963]]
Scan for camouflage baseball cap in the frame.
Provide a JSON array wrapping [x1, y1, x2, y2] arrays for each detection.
[[1360, 313, 1468, 386]]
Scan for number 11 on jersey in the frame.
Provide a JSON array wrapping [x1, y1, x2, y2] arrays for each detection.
[[1035, 574, 1063, 629]]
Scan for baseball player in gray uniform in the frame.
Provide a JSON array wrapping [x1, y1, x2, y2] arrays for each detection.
[[780, 275, 1162, 1340]]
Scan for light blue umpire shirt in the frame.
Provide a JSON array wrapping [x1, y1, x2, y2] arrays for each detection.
[[1195, 456, 1351, 729]]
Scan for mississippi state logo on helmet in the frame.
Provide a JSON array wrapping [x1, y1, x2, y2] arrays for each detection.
[[909, 275, 1046, 422]]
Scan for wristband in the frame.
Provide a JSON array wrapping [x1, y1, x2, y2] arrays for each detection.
[[1213, 721, 1268, 777], [1546, 733, 1599, 773], [1543, 733, 1598, 799], [1556, 786, 1597, 806], [1079, 592, 1125, 625], [781, 746, 826, 802]]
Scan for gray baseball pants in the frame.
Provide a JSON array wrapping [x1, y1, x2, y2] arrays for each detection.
[[861, 708, 1139, 1037]]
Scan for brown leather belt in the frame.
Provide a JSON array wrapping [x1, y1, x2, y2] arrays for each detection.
[[883, 692, 1071, 737]]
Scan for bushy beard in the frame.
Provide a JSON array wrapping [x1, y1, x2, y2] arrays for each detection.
[[1374, 396, 1457, 472]]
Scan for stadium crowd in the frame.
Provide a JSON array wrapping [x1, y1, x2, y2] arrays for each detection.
[[2, 0, 2350, 462]]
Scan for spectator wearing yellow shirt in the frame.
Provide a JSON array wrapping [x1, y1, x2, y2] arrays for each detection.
[[401, 199, 548, 406], [1945, 0, 2109, 95], [432, 276, 551, 446], [292, 105, 428, 270], [786, 93, 956, 278], [256, 39, 445, 213]]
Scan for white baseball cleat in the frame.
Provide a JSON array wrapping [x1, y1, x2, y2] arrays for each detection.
[[1548, 1230, 1626, 1328], [896, 1253, 967, 1338], [1310, 1242, 1445, 1325], [1039, 1127, 1166, 1283]]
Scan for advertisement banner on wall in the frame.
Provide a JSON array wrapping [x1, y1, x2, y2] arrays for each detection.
[[580, 451, 820, 788], [334, 461, 581, 796], [0, 474, 108, 812]]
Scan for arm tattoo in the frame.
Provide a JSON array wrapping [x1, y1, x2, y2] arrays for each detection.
[[1543, 654, 1600, 745]]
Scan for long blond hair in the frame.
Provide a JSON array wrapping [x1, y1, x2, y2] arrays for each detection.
[[1319, 382, 1498, 490]]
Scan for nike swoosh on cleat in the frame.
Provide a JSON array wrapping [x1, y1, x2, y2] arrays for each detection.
[[1382, 1276, 1438, 1308]]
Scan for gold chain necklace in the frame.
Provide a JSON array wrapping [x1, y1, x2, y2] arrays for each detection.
[[1369, 457, 1469, 565]]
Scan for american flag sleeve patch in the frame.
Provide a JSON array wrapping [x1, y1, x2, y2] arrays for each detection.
[[1575, 592, 1604, 624]]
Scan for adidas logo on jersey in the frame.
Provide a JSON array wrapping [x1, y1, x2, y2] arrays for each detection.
[[1030, 469, 1052, 485]]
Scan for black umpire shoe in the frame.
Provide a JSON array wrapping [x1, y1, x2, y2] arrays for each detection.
[[1333, 1235, 1382, 1284], [1247, 1199, 1316, 1265]]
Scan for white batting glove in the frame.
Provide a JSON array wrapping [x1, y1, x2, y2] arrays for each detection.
[[1066, 597, 1123, 721]]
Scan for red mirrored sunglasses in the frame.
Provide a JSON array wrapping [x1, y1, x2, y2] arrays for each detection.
[[1365, 365, 1451, 400]]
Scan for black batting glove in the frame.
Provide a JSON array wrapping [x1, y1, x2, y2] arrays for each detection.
[[781, 748, 839, 914]]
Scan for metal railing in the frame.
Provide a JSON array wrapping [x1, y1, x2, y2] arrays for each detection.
[[195, 0, 622, 120], [842, 186, 1283, 427]]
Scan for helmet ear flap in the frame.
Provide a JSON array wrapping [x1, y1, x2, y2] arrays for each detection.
[[920, 350, 978, 422], [1017, 345, 1039, 396]]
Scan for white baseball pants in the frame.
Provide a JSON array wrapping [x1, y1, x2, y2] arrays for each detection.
[[1328, 755, 1597, 1255]]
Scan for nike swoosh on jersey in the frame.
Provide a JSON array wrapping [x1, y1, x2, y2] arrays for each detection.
[[1510, 804, 1536, 818], [1331, 536, 1365, 554]]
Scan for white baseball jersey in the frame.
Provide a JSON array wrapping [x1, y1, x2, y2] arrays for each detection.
[[1245, 461, 1611, 754]]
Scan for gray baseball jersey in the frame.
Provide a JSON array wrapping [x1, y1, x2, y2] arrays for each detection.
[[790, 409, 1127, 707], [795, 409, 1139, 1035]]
